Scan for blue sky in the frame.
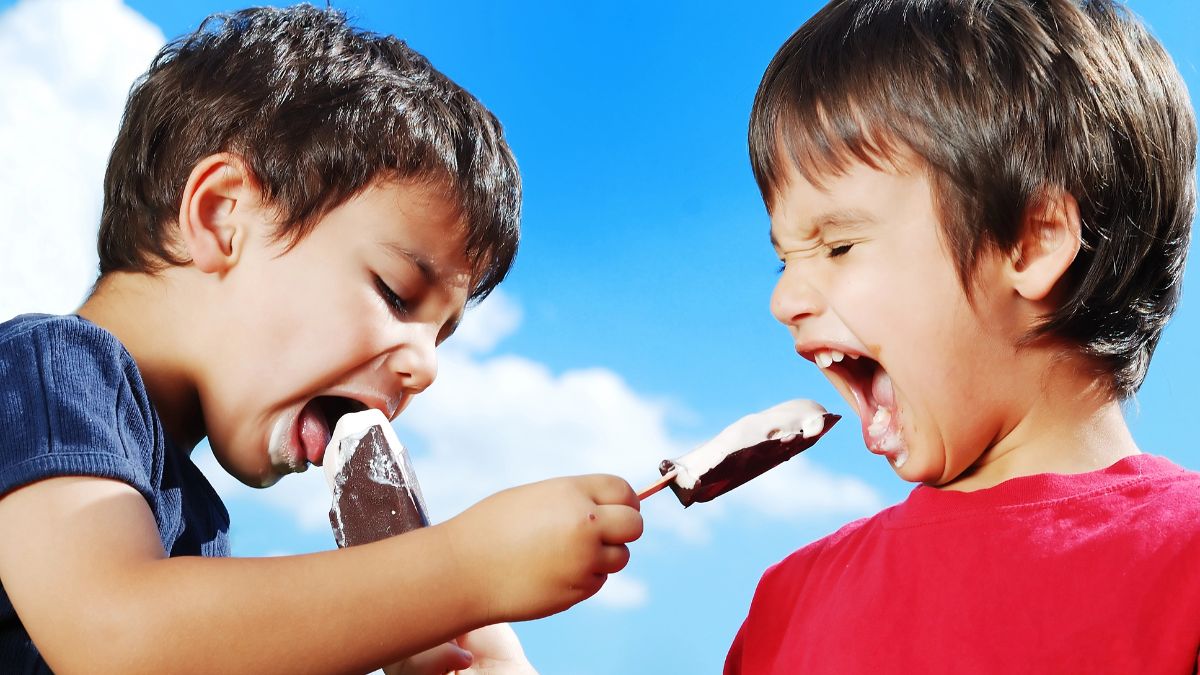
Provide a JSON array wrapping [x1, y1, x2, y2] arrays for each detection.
[[1, 1, 1197, 673]]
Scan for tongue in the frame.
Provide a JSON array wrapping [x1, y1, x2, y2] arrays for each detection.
[[298, 401, 332, 465], [864, 368, 905, 464], [871, 368, 896, 409]]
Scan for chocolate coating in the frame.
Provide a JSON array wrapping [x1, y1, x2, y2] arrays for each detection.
[[660, 413, 840, 507], [328, 425, 429, 547]]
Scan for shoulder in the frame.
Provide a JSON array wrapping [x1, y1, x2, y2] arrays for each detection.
[[0, 313, 144, 401], [755, 511, 881, 592], [0, 314, 159, 499], [1126, 455, 1200, 532], [0, 312, 149, 425], [735, 511, 883, 649], [1, 313, 131, 367]]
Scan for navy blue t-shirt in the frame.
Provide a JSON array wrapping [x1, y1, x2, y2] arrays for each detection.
[[0, 314, 230, 672]]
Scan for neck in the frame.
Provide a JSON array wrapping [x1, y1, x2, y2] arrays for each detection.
[[77, 271, 206, 451], [940, 354, 1141, 492]]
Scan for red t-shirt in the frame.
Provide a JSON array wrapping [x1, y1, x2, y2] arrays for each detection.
[[725, 454, 1200, 674]]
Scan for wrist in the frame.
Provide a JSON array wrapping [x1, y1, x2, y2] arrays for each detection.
[[427, 518, 495, 626]]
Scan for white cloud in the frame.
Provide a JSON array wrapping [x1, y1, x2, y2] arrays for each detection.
[[591, 572, 648, 610], [447, 289, 522, 356], [0, 0, 164, 319], [392, 292, 883, 532], [398, 331, 686, 523]]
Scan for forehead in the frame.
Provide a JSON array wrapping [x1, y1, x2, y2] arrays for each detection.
[[363, 179, 472, 270], [769, 208, 878, 252], [372, 178, 467, 239], [767, 159, 926, 242]]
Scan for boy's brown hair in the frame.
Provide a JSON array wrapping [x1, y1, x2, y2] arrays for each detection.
[[749, 0, 1196, 396], [98, 4, 520, 302]]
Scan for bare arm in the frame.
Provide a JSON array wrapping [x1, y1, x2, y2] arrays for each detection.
[[0, 474, 641, 675]]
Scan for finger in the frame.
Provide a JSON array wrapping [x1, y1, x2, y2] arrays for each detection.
[[455, 624, 529, 665], [594, 504, 644, 544], [390, 642, 473, 675], [594, 543, 631, 574], [577, 573, 607, 601], [578, 474, 639, 509]]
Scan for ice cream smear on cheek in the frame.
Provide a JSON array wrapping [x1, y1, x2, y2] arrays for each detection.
[[864, 368, 908, 468]]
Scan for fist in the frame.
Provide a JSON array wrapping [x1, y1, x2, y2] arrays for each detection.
[[446, 474, 643, 622]]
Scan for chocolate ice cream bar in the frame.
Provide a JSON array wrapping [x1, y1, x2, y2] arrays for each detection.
[[323, 409, 430, 547], [640, 399, 839, 507]]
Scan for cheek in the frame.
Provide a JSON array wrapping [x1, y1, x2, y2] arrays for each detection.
[[830, 265, 908, 345]]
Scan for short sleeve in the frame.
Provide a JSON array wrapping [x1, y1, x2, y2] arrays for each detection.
[[724, 620, 746, 674], [0, 316, 159, 502], [723, 536, 836, 674]]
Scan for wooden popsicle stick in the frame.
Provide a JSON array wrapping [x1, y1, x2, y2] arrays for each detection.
[[637, 470, 677, 501]]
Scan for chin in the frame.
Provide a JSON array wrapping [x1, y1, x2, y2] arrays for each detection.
[[218, 447, 295, 489], [887, 447, 940, 485], [250, 470, 283, 489], [234, 465, 288, 489], [890, 460, 922, 483]]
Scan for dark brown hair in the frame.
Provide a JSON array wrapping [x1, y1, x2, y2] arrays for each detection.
[[98, 4, 519, 302], [749, 0, 1196, 397]]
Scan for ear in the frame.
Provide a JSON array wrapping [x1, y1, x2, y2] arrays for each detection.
[[176, 153, 258, 274], [1007, 189, 1082, 303]]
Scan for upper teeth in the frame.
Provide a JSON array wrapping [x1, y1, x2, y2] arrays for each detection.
[[814, 349, 848, 368]]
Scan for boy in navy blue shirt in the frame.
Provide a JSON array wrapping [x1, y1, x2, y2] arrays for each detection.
[[0, 6, 642, 673]]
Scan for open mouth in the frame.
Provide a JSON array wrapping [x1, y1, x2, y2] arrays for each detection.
[[808, 348, 907, 466], [296, 396, 369, 467]]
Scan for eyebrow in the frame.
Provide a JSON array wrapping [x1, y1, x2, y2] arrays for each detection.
[[770, 207, 878, 249], [382, 242, 444, 287], [382, 241, 465, 339]]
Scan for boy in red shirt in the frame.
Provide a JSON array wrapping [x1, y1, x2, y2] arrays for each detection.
[[726, 0, 1200, 672]]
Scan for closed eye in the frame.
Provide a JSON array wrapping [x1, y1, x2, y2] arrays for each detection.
[[828, 243, 854, 258], [374, 275, 411, 318]]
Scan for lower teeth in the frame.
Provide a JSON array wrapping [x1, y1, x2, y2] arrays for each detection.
[[868, 406, 904, 457], [868, 407, 891, 437]]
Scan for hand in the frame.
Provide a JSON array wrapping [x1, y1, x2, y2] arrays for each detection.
[[455, 623, 537, 674], [443, 474, 643, 623]]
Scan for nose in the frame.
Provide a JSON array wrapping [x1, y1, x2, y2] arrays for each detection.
[[385, 329, 439, 397], [770, 265, 825, 327]]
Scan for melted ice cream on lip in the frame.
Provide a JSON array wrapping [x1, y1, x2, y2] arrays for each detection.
[[647, 399, 840, 507], [263, 413, 306, 486]]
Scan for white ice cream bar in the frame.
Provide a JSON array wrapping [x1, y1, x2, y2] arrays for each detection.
[[323, 409, 430, 547], [653, 399, 839, 507]]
